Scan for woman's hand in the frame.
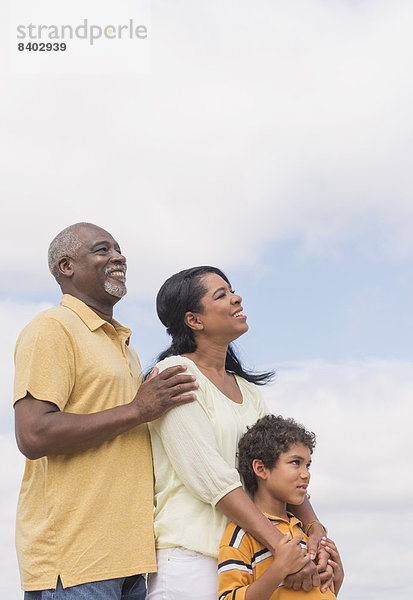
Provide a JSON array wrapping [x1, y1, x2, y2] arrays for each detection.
[[321, 537, 344, 595], [283, 559, 320, 591], [283, 524, 334, 593], [307, 523, 334, 593], [306, 522, 327, 561]]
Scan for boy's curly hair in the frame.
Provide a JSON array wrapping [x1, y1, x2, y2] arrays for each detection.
[[238, 414, 316, 496]]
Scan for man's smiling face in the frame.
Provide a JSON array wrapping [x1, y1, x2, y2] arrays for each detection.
[[65, 224, 127, 303]]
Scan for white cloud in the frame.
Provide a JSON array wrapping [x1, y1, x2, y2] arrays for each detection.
[[1, 0, 413, 299]]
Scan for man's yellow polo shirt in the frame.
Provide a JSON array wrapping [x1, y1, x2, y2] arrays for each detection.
[[14, 294, 156, 591]]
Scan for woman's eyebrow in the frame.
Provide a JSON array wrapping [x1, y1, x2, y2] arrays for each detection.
[[212, 287, 227, 297]]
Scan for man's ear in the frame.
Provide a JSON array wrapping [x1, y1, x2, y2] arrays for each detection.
[[252, 459, 268, 481], [184, 311, 204, 332], [58, 256, 74, 279]]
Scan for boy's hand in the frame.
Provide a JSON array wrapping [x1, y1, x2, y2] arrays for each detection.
[[244, 534, 310, 600], [321, 537, 344, 594], [274, 533, 310, 578]]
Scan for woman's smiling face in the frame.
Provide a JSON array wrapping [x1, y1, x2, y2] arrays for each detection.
[[189, 272, 249, 344]]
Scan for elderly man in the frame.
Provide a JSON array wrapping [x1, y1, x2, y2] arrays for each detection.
[[14, 222, 198, 600]]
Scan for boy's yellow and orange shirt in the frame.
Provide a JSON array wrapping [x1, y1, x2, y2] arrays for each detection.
[[218, 513, 336, 600]]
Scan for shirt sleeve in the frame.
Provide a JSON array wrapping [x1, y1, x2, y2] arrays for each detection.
[[14, 316, 75, 410], [150, 359, 242, 506], [218, 535, 252, 600]]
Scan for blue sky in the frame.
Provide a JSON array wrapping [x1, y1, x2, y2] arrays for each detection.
[[5, 225, 413, 369], [115, 233, 413, 368], [19, 230, 413, 374], [1, 1, 413, 598]]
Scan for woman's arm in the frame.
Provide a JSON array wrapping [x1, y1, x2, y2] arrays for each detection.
[[217, 487, 283, 554], [287, 496, 326, 559], [217, 488, 321, 591], [286, 497, 333, 593]]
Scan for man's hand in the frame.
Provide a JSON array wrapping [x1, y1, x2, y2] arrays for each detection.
[[283, 559, 320, 592], [131, 365, 199, 422]]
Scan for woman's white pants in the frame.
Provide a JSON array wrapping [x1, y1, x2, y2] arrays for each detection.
[[146, 547, 218, 600]]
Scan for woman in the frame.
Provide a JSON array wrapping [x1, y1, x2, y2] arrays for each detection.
[[147, 266, 329, 600]]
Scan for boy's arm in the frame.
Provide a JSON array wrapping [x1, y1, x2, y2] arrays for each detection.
[[218, 533, 309, 600], [218, 544, 252, 600], [245, 535, 309, 600], [217, 488, 321, 591]]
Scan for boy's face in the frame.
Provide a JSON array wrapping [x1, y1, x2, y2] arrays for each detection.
[[265, 442, 311, 506]]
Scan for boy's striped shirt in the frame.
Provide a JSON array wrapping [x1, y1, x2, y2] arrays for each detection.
[[218, 513, 335, 600]]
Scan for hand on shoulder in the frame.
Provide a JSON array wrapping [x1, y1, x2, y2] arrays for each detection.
[[131, 363, 199, 423]]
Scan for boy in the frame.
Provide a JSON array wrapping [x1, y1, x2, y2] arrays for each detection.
[[218, 415, 344, 600]]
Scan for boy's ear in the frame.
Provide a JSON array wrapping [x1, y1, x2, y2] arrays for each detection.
[[252, 459, 268, 481], [184, 311, 204, 332]]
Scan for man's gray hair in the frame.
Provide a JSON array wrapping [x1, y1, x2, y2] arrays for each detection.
[[48, 222, 91, 283]]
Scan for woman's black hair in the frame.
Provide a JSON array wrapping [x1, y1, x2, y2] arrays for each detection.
[[155, 266, 274, 385]]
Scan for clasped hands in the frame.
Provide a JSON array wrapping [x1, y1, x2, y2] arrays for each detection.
[[283, 527, 333, 594]]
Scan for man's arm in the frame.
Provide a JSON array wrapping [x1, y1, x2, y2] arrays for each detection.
[[15, 365, 198, 459]]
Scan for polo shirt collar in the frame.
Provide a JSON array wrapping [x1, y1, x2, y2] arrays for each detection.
[[60, 294, 132, 343], [264, 511, 303, 529]]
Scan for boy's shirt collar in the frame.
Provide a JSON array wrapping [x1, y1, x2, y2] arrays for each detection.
[[263, 511, 303, 529]]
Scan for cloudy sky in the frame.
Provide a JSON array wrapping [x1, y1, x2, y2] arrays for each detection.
[[1, 1, 413, 598]]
